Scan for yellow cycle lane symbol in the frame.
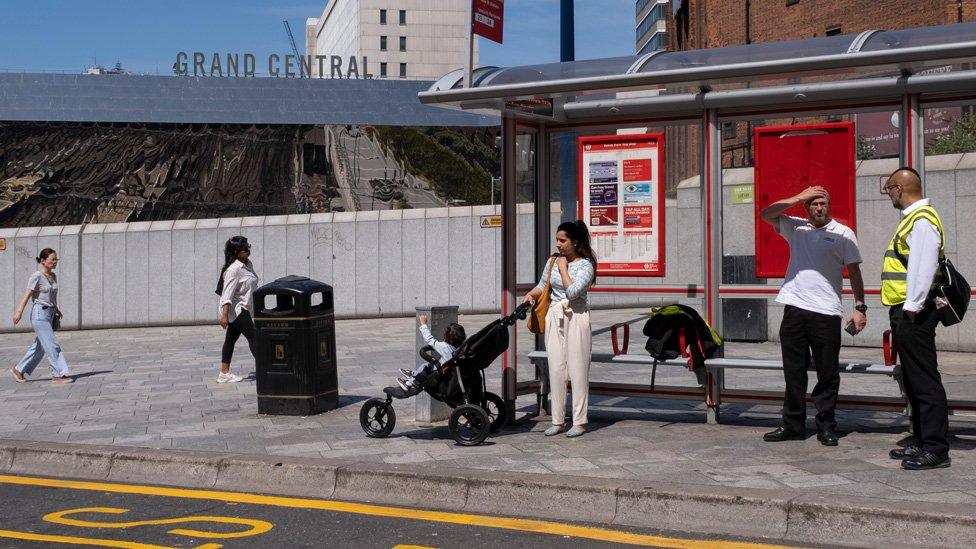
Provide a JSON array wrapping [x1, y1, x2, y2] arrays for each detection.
[[0, 506, 273, 549]]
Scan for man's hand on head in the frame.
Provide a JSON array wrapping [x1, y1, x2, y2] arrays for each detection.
[[796, 186, 828, 203]]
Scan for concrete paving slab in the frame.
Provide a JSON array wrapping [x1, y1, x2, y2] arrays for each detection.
[[0, 310, 975, 545]]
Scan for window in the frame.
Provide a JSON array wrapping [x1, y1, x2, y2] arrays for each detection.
[[399, 36, 406, 51], [380, 36, 387, 51], [399, 10, 406, 25], [379, 9, 387, 24], [786, 0, 799, 5], [399, 63, 406, 78], [722, 122, 736, 140], [380, 62, 387, 77], [825, 25, 842, 36]]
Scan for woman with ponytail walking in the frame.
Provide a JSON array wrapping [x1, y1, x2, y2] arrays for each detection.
[[522, 221, 597, 438], [216, 236, 259, 383], [10, 248, 73, 384]]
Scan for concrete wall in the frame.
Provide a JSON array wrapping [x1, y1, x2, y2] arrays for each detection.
[[0, 205, 557, 332]]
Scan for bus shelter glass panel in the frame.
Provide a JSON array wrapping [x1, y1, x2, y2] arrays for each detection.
[[716, 107, 905, 400], [640, 34, 857, 73], [860, 23, 976, 53], [484, 56, 639, 87], [515, 128, 538, 288], [534, 122, 705, 394], [920, 98, 976, 405]]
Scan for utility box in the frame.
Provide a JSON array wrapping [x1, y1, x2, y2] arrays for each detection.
[[253, 275, 338, 415], [414, 306, 458, 423], [722, 255, 769, 342]]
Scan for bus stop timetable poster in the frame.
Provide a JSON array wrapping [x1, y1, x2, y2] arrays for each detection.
[[578, 133, 665, 277]]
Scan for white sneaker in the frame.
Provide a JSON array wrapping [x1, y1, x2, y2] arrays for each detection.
[[217, 372, 243, 383]]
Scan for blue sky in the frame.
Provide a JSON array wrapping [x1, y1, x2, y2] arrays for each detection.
[[0, 0, 636, 75]]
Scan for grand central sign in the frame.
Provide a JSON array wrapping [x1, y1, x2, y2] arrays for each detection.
[[174, 52, 371, 78]]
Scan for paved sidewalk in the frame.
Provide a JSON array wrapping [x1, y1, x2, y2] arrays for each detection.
[[2, 309, 976, 507]]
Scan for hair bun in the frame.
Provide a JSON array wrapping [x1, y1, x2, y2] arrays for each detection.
[[35, 256, 40, 263]]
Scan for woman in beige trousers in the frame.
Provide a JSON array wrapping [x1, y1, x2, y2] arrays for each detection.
[[523, 220, 597, 438]]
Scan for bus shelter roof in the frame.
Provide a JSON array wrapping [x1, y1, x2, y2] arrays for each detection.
[[420, 22, 976, 122]]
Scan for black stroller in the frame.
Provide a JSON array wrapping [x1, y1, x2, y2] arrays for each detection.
[[359, 302, 530, 446]]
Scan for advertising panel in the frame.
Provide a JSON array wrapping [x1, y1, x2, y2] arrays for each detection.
[[578, 133, 665, 277], [754, 122, 857, 278]]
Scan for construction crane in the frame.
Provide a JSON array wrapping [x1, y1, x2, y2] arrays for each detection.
[[282, 19, 306, 78]]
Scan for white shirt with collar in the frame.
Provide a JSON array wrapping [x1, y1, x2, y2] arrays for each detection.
[[218, 260, 260, 322], [901, 199, 942, 313], [775, 216, 862, 317]]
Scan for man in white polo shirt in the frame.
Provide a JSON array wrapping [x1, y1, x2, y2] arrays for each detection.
[[760, 186, 867, 446]]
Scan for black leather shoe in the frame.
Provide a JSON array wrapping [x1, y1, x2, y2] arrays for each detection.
[[889, 445, 921, 460], [902, 450, 951, 470], [817, 430, 838, 446], [763, 427, 805, 442]]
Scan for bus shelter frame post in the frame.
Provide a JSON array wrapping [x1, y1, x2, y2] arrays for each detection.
[[901, 93, 924, 187], [534, 122, 552, 418], [702, 108, 725, 424], [501, 115, 519, 424]]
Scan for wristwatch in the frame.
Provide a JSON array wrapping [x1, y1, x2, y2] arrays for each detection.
[[854, 304, 868, 314]]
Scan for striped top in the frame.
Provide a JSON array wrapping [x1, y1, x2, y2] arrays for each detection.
[[536, 257, 596, 303]]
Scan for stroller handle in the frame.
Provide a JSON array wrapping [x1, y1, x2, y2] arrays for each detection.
[[503, 301, 532, 326]]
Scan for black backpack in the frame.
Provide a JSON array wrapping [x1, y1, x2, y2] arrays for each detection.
[[931, 258, 970, 326], [894, 244, 970, 326]]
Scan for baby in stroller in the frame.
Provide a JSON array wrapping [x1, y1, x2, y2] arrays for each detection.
[[396, 314, 466, 395], [360, 302, 530, 445]]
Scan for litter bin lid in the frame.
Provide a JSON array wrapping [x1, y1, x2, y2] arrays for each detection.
[[255, 275, 332, 296]]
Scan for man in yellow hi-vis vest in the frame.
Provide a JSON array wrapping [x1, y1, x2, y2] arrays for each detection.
[[882, 167, 950, 470]]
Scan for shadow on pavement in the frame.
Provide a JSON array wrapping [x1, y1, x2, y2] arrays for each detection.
[[69, 370, 113, 380]]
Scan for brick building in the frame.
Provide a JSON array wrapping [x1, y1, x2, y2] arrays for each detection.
[[662, 0, 976, 184], [670, 0, 974, 51]]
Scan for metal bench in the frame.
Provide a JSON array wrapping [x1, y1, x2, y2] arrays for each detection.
[[526, 349, 900, 424]]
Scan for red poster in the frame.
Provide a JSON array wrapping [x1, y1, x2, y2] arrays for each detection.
[[589, 207, 618, 227], [754, 122, 856, 278], [472, 0, 504, 44], [622, 159, 651, 182], [623, 206, 652, 228]]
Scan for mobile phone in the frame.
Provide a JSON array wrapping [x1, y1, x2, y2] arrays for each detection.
[[844, 320, 857, 336]]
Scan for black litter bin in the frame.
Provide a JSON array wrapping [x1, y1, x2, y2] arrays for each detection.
[[253, 275, 338, 415]]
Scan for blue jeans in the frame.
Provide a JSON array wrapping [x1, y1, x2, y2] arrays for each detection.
[[15, 304, 70, 377]]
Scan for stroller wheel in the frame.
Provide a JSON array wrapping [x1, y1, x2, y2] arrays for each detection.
[[360, 398, 396, 438], [449, 404, 491, 446], [481, 392, 506, 433]]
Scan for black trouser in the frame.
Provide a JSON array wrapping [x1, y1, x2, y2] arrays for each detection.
[[890, 303, 949, 455], [779, 305, 841, 433], [221, 310, 257, 364]]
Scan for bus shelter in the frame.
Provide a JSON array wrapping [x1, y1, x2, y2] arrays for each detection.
[[420, 22, 976, 423]]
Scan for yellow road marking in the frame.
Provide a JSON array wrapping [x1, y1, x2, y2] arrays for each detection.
[[0, 474, 796, 549], [0, 528, 220, 549], [44, 507, 273, 539]]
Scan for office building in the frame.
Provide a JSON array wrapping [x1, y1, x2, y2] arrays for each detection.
[[636, 0, 670, 55], [306, 0, 478, 80]]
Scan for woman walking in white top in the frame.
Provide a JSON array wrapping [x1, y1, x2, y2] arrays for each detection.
[[522, 220, 597, 438], [10, 248, 73, 384], [216, 236, 259, 383]]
